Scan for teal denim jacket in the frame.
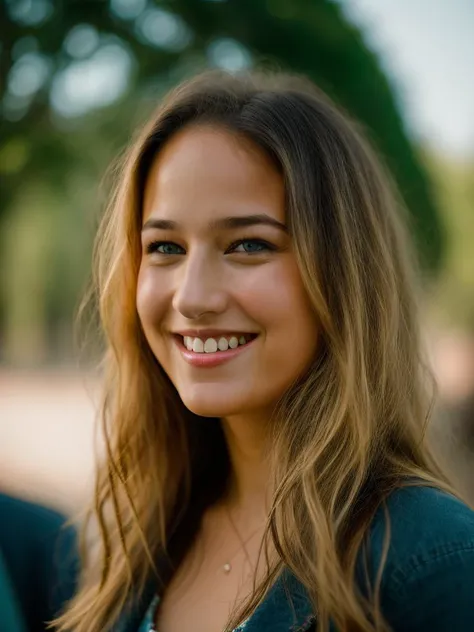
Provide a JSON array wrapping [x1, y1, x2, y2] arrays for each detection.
[[118, 486, 474, 632], [0, 493, 78, 632]]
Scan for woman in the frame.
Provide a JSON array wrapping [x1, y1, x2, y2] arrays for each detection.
[[56, 71, 474, 632]]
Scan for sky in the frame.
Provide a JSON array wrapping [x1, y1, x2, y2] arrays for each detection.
[[338, 0, 474, 159]]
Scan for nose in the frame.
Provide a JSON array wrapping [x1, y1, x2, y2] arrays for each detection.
[[172, 249, 228, 320]]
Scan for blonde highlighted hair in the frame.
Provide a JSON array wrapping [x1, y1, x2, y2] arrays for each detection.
[[56, 70, 457, 632]]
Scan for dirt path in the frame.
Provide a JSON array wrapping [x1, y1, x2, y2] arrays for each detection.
[[0, 369, 99, 515]]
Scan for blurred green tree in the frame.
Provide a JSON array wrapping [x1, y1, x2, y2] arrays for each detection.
[[0, 0, 444, 363]]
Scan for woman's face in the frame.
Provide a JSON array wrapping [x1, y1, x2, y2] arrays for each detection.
[[137, 126, 318, 419]]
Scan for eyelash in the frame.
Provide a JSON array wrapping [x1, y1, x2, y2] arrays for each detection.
[[145, 238, 276, 256]]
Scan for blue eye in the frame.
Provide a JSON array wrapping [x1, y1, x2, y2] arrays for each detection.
[[146, 241, 185, 255], [229, 239, 273, 254]]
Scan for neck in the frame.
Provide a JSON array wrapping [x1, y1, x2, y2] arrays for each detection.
[[220, 412, 271, 517]]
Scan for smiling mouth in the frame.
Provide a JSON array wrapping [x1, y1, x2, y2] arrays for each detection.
[[174, 333, 258, 354]]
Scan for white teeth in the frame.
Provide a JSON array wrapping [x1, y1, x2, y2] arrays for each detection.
[[182, 334, 253, 354], [204, 338, 218, 353], [218, 337, 229, 351], [192, 338, 204, 353]]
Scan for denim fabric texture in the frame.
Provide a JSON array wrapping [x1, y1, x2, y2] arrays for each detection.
[[122, 486, 474, 632], [0, 493, 78, 632]]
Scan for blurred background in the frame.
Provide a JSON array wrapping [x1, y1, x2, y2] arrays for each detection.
[[1, 0, 473, 516]]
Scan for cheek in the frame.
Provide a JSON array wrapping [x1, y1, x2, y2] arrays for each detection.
[[235, 261, 317, 410], [136, 267, 168, 333], [235, 260, 318, 399], [240, 259, 317, 341]]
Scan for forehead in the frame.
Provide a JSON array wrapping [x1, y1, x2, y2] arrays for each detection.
[[142, 125, 285, 225]]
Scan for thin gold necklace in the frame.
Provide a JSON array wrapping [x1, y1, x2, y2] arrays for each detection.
[[221, 505, 263, 574]]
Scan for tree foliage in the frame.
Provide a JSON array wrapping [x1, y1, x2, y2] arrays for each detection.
[[0, 0, 444, 362]]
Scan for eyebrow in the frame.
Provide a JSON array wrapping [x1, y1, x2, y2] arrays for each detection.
[[142, 213, 288, 233]]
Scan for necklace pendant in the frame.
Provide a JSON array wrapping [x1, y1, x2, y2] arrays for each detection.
[[223, 562, 232, 574]]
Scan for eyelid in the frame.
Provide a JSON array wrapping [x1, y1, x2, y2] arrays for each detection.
[[225, 238, 276, 254], [145, 240, 185, 255], [144, 237, 277, 256]]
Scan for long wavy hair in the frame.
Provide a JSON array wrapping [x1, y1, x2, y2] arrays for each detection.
[[55, 70, 458, 632]]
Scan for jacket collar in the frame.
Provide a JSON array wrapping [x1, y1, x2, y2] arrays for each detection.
[[240, 569, 315, 632], [114, 569, 315, 632]]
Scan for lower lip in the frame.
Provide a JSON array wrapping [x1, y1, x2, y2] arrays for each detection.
[[173, 336, 257, 368]]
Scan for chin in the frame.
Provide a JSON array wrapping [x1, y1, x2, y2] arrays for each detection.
[[177, 386, 247, 419], [180, 397, 240, 418]]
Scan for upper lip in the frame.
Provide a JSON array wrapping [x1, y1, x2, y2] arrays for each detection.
[[173, 329, 257, 338]]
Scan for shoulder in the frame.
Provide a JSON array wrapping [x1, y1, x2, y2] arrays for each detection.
[[365, 485, 474, 631], [0, 492, 77, 568], [0, 493, 78, 625], [0, 549, 27, 632], [0, 492, 69, 540], [371, 485, 474, 554]]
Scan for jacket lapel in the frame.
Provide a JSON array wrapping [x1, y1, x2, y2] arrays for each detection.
[[241, 570, 315, 632], [114, 570, 315, 632]]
